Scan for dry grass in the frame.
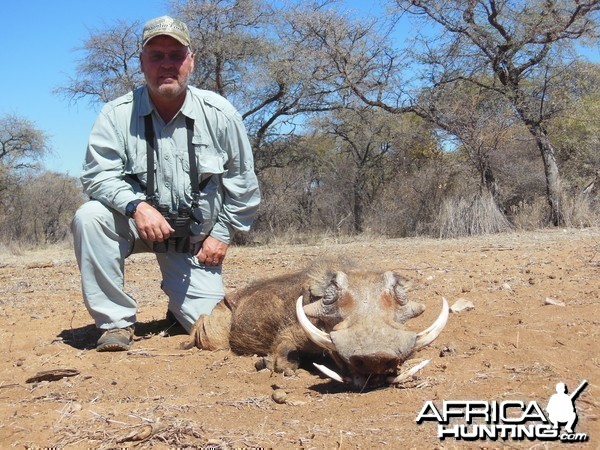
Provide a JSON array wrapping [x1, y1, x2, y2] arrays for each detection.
[[435, 191, 513, 238]]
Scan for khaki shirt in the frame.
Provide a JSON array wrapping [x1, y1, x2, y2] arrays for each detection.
[[80, 86, 261, 244]]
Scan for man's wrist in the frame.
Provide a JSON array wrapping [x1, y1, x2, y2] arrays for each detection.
[[125, 199, 144, 218]]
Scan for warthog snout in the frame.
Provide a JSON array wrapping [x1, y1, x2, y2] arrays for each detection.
[[348, 353, 400, 374]]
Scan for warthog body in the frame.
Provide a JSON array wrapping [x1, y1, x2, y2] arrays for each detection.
[[192, 265, 448, 388]]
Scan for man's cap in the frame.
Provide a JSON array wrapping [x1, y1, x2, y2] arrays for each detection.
[[142, 16, 191, 48]]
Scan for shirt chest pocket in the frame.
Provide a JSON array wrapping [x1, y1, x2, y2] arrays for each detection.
[[183, 137, 226, 182], [124, 139, 154, 190]]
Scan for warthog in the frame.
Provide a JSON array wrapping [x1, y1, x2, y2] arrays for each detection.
[[191, 265, 448, 389]]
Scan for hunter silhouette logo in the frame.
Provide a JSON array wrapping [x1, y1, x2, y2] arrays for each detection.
[[546, 380, 587, 434], [416, 379, 589, 443]]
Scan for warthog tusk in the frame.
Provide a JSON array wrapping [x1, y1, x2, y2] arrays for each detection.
[[313, 363, 346, 383], [296, 296, 336, 351], [389, 359, 430, 384], [414, 297, 449, 350]]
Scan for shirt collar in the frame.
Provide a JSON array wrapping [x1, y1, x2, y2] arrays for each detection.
[[138, 86, 154, 117], [138, 86, 196, 122], [180, 89, 197, 121]]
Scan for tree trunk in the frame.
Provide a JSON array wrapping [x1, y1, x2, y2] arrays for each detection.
[[531, 126, 564, 226], [353, 183, 364, 233], [479, 156, 507, 216]]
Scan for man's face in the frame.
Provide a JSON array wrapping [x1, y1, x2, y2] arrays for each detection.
[[140, 35, 194, 101]]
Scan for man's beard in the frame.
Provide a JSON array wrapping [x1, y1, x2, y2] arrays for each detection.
[[157, 81, 186, 98], [155, 72, 191, 98]]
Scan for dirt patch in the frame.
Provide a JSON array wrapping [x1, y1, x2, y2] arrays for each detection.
[[0, 229, 598, 448]]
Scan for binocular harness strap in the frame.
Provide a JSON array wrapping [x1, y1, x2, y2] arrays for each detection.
[[185, 116, 201, 207], [144, 114, 156, 204], [144, 113, 205, 207]]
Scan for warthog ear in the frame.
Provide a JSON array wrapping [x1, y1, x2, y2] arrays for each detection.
[[384, 271, 411, 305]]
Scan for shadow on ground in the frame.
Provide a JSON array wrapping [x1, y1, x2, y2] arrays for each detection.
[[57, 318, 187, 350]]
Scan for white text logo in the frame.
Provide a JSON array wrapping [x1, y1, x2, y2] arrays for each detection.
[[416, 380, 589, 443]]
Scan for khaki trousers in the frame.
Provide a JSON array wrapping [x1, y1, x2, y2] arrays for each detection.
[[71, 200, 224, 333]]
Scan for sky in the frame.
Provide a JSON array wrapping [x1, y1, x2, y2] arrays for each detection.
[[2, 1, 598, 177], [1, 0, 386, 177], [1, 0, 168, 176]]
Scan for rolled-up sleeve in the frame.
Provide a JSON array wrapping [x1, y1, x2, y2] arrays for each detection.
[[211, 111, 261, 244], [80, 107, 140, 215]]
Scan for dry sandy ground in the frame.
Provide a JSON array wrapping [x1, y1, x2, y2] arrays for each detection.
[[0, 228, 598, 449]]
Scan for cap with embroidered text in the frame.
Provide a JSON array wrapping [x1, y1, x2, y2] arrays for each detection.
[[142, 16, 191, 48]]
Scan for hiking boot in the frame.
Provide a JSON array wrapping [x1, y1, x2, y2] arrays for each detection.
[[96, 326, 134, 352]]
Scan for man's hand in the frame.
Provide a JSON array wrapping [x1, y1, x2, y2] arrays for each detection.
[[196, 236, 229, 266], [132, 201, 174, 241]]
